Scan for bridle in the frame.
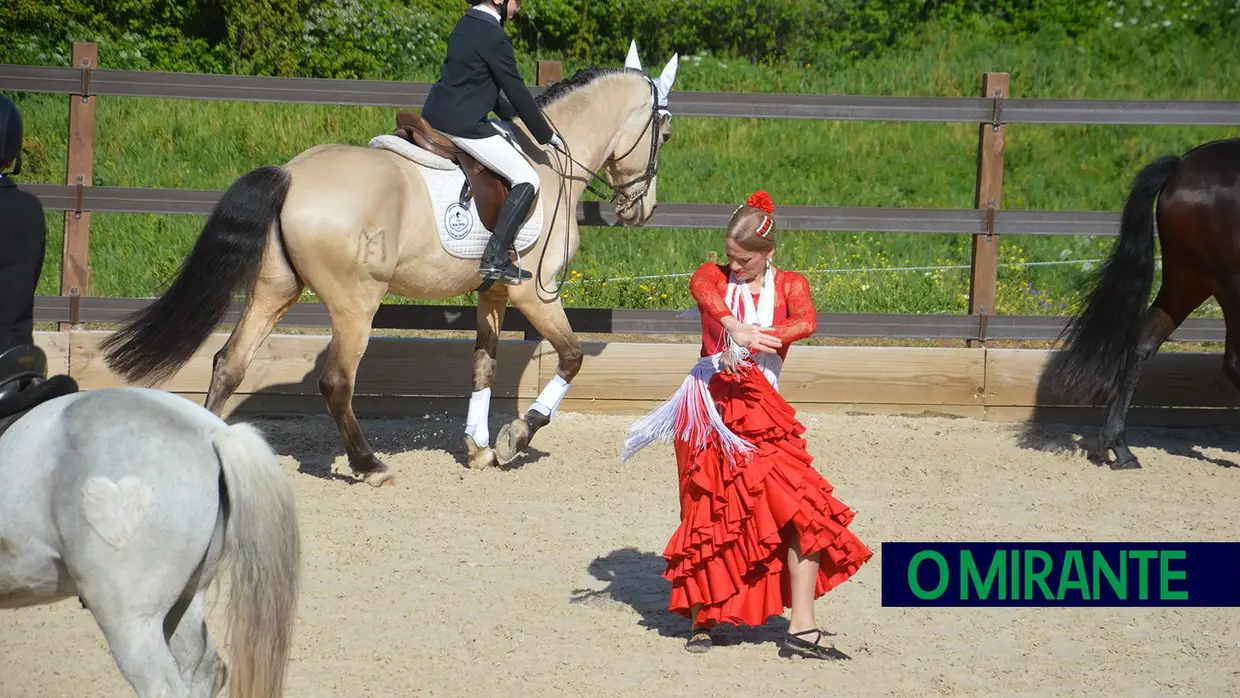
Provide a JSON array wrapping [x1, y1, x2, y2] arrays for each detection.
[[604, 78, 666, 219], [532, 76, 669, 299], [554, 77, 666, 217]]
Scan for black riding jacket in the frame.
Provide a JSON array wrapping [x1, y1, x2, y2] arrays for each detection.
[[421, 7, 555, 145]]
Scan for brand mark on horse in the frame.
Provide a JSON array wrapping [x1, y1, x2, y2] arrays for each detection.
[[81, 476, 153, 548], [357, 227, 387, 264], [444, 202, 473, 240]]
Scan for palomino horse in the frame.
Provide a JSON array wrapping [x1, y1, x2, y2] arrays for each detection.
[[0, 386, 300, 697], [98, 43, 679, 486], [1043, 137, 1240, 469]]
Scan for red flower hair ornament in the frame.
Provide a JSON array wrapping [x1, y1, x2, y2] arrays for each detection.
[[746, 190, 775, 238], [747, 190, 775, 214]]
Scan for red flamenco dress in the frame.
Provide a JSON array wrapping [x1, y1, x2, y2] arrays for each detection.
[[621, 262, 873, 629]]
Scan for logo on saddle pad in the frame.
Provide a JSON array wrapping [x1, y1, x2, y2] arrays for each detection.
[[444, 202, 473, 240]]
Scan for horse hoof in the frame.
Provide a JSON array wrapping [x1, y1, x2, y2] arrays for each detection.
[[364, 469, 395, 487], [494, 419, 530, 465], [464, 435, 498, 469], [1110, 457, 1142, 471], [350, 455, 394, 487]]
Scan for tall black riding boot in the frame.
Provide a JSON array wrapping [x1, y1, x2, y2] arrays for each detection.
[[479, 182, 536, 285]]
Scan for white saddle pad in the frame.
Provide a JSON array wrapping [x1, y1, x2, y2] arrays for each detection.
[[369, 134, 544, 260]]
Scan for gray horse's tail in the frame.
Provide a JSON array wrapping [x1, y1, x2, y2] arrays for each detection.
[[100, 165, 292, 385], [211, 421, 301, 698]]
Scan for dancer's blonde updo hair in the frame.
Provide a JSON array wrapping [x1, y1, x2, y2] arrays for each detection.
[[725, 190, 777, 253]]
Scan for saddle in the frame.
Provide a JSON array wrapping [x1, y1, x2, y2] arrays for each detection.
[[0, 345, 79, 426], [392, 112, 533, 233]]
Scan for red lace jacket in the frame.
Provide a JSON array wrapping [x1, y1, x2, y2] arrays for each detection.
[[689, 262, 817, 361]]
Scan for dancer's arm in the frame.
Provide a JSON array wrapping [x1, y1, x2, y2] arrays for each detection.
[[689, 263, 732, 321], [765, 272, 817, 344], [689, 263, 782, 353]]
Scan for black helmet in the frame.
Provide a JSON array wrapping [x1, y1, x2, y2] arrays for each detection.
[[0, 93, 22, 176]]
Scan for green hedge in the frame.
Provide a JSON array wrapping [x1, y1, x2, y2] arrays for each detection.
[[2, 0, 1236, 79]]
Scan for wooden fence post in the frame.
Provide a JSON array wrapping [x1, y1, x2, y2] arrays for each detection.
[[537, 60, 562, 87], [59, 41, 98, 331], [967, 71, 1008, 348]]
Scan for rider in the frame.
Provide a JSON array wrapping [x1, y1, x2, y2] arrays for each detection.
[[421, 0, 566, 286], [0, 92, 68, 412]]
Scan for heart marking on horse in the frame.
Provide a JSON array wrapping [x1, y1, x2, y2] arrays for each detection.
[[80, 476, 153, 549]]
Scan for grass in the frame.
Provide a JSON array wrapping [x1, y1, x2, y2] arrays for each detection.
[[15, 20, 1240, 320]]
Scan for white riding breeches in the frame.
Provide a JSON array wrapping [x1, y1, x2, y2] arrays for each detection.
[[447, 124, 540, 193]]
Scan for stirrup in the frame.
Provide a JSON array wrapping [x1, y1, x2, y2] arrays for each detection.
[[479, 261, 531, 285]]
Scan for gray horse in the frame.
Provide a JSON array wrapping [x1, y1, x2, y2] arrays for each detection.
[[0, 369, 301, 697]]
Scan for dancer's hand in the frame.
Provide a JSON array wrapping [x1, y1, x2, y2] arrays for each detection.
[[721, 347, 739, 374], [726, 322, 782, 354]]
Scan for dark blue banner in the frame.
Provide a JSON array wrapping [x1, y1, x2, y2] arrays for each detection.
[[881, 542, 1240, 607]]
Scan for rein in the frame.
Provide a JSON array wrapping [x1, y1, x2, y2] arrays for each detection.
[[531, 77, 666, 299]]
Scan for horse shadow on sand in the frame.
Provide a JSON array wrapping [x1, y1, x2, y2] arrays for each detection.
[[1011, 349, 1240, 470], [569, 547, 790, 648], [221, 333, 596, 482]]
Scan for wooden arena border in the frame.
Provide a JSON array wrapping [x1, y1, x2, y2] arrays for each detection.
[[35, 330, 1240, 427]]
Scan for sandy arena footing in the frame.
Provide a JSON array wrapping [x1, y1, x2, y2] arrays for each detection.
[[3, 411, 1240, 696]]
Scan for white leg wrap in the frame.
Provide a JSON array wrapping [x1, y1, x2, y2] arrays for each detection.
[[466, 388, 491, 447], [530, 375, 571, 418]]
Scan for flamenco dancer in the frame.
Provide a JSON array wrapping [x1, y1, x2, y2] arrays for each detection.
[[620, 191, 873, 659]]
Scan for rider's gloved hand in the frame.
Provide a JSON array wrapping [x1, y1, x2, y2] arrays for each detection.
[[548, 133, 566, 152]]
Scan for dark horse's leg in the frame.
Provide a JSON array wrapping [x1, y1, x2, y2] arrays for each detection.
[[1217, 281, 1240, 395], [1097, 269, 1208, 468]]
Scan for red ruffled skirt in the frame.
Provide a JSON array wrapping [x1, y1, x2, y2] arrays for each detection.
[[662, 363, 873, 628]]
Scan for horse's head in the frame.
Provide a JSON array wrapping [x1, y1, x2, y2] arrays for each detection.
[[604, 42, 678, 225]]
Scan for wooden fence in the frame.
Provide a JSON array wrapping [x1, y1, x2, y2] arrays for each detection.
[[6, 43, 1240, 420]]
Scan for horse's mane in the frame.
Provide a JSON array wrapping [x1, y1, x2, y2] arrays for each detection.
[[535, 66, 644, 108]]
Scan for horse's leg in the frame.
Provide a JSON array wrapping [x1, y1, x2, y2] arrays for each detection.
[[205, 236, 304, 416], [494, 296, 583, 464], [79, 584, 191, 697], [166, 588, 226, 698], [1216, 281, 1240, 395], [320, 289, 392, 487], [464, 288, 508, 469], [1097, 267, 1208, 469]]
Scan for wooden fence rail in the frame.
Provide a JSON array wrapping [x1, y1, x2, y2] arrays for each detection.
[[4, 43, 1240, 343]]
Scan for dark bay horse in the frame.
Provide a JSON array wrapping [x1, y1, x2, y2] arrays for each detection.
[[1043, 136, 1240, 469]]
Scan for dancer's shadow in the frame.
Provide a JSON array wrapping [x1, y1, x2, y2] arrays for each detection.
[[1014, 349, 1240, 469], [569, 547, 789, 647]]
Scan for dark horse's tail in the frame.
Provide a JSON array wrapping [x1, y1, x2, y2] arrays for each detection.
[[1044, 154, 1181, 405], [100, 165, 292, 384]]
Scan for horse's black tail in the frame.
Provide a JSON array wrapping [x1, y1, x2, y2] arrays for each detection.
[[100, 165, 292, 385], [1043, 154, 1180, 405]]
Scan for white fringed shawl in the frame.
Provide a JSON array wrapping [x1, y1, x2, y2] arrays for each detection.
[[619, 265, 782, 464]]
